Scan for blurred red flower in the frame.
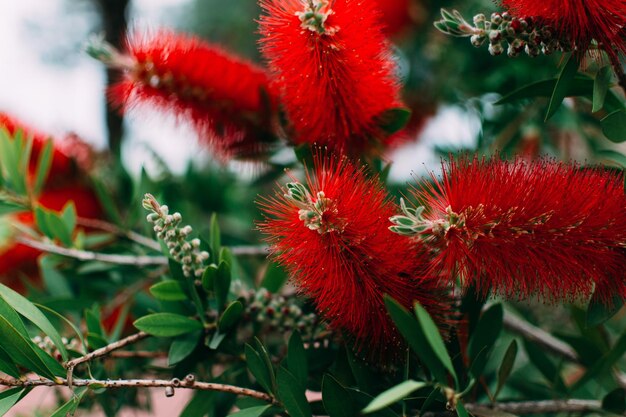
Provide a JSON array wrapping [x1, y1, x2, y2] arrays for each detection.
[[110, 29, 278, 160], [398, 156, 626, 303], [501, 0, 626, 59], [259, 155, 451, 356], [259, 0, 405, 155]]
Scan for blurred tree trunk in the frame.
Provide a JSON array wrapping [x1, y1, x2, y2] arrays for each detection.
[[94, 0, 130, 158]]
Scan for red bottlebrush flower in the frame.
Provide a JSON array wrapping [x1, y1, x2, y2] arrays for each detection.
[[392, 156, 626, 304], [259, 0, 404, 154], [110, 29, 277, 160], [501, 0, 626, 58], [258, 156, 451, 356], [374, 0, 414, 37]]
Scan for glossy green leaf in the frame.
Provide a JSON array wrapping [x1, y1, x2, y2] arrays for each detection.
[[0, 388, 25, 417], [245, 343, 274, 394], [218, 300, 244, 331], [215, 261, 231, 310], [587, 291, 624, 327], [168, 331, 201, 366], [494, 340, 518, 399], [50, 390, 85, 417], [149, 280, 188, 301], [287, 331, 308, 387], [362, 380, 426, 414], [210, 213, 221, 256], [383, 296, 448, 385], [201, 264, 218, 292], [228, 405, 272, 417], [261, 262, 288, 293], [0, 283, 68, 361], [32, 137, 53, 196], [468, 304, 503, 377], [602, 110, 626, 142], [376, 108, 412, 135], [545, 53, 579, 121], [0, 346, 20, 378], [456, 401, 470, 417], [593, 66, 612, 112], [277, 367, 312, 417], [414, 302, 458, 387], [321, 374, 354, 417], [133, 313, 203, 337]]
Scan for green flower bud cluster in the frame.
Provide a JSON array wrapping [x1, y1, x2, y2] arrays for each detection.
[[33, 335, 80, 361], [435, 8, 572, 58], [143, 193, 209, 278]]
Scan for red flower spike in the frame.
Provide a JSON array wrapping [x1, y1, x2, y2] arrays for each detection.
[[110, 29, 277, 160], [258, 155, 451, 357], [259, 0, 404, 154], [396, 156, 626, 304], [501, 0, 626, 59]]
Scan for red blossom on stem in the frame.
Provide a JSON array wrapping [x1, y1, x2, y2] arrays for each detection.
[[258, 155, 451, 356], [501, 0, 626, 59], [110, 29, 278, 160], [259, 0, 405, 155], [392, 156, 626, 304]]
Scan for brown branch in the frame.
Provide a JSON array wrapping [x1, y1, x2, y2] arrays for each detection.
[[65, 332, 149, 370], [109, 350, 167, 359], [465, 399, 601, 415], [0, 376, 273, 403], [16, 236, 168, 266], [77, 217, 162, 251]]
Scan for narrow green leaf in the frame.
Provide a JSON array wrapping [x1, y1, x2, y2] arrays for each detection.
[[32, 138, 53, 196], [362, 380, 426, 414], [60, 201, 77, 241], [228, 405, 272, 417], [50, 390, 85, 417], [218, 300, 244, 331], [245, 344, 273, 394], [456, 401, 470, 417], [468, 304, 503, 377], [383, 296, 448, 385], [494, 340, 518, 399], [573, 332, 626, 390], [593, 66, 612, 112], [321, 374, 354, 417], [277, 367, 312, 417], [376, 108, 412, 135], [0, 201, 26, 216], [545, 53, 579, 121], [201, 264, 218, 292], [133, 313, 203, 337], [149, 280, 188, 301], [587, 291, 624, 327], [0, 346, 20, 378], [602, 109, 626, 143], [287, 331, 308, 387], [34, 205, 54, 240], [0, 283, 68, 361], [168, 331, 201, 366], [261, 262, 288, 293], [210, 213, 221, 256], [215, 261, 231, 309], [39, 256, 72, 298], [92, 177, 123, 225], [524, 340, 566, 392], [414, 303, 458, 387], [0, 388, 25, 417]]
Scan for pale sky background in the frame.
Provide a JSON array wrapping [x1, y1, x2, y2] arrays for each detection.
[[0, 0, 479, 181]]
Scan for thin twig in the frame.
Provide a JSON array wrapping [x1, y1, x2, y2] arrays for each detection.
[[66, 332, 149, 369], [16, 236, 168, 266], [465, 399, 601, 414], [0, 376, 273, 403], [109, 350, 167, 359], [229, 245, 268, 256], [77, 217, 162, 251]]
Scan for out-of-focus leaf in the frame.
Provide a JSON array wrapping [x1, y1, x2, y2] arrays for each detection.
[[201, 264, 218, 292], [228, 405, 272, 417], [468, 304, 503, 377], [573, 332, 626, 390], [523, 340, 566, 392], [133, 313, 203, 337], [218, 300, 243, 331], [245, 340, 275, 394], [587, 291, 624, 327], [495, 340, 518, 399], [287, 331, 308, 387], [362, 380, 426, 414], [50, 389, 85, 417], [277, 367, 312, 417], [602, 388, 626, 414], [0, 388, 26, 417], [210, 213, 221, 257], [602, 110, 626, 142], [322, 374, 354, 417], [215, 261, 231, 310], [376, 108, 412, 135], [545, 53, 579, 121], [593, 66, 612, 112], [261, 262, 288, 293], [168, 331, 201, 366]]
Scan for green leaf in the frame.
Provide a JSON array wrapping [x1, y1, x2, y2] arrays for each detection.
[[321, 374, 354, 417], [168, 331, 201, 366], [215, 261, 231, 309], [32, 138, 53, 196], [0, 283, 68, 362], [414, 303, 458, 387], [149, 280, 188, 301], [573, 331, 626, 390], [0, 201, 26, 216], [50, 390, 85, 417], [92, 177, 123, 225], [523, 340, 566, 392], [228, 405, 272, 417], [376, 108, 412, 135], [362, 380, 426, 414], [246, 343, 274, 394], [0, 314, 65, 380], [287, 331, 308, 387], [0, 347, 20, 378], [39, 256, 72, 298], [201, 264, 218, 292], [494, 340, 518, 400], [468, 304, 503, 377], [133, 313, 203, 337], [456, 401, 470, 417], [593, 66, 612, 112], [60, 201, 77, 240], [587, 291, 624, 327], [210, 213, 221, 256], [602, 388, 626, 414], [0, 388, 26, 417], [545, 53, 579, 121], [383, 296, 447, 385], [602, 109, 626, 142], [218, 300, 244, 331], [277, 367, 312, 417], [261, 262, 288, 293]]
